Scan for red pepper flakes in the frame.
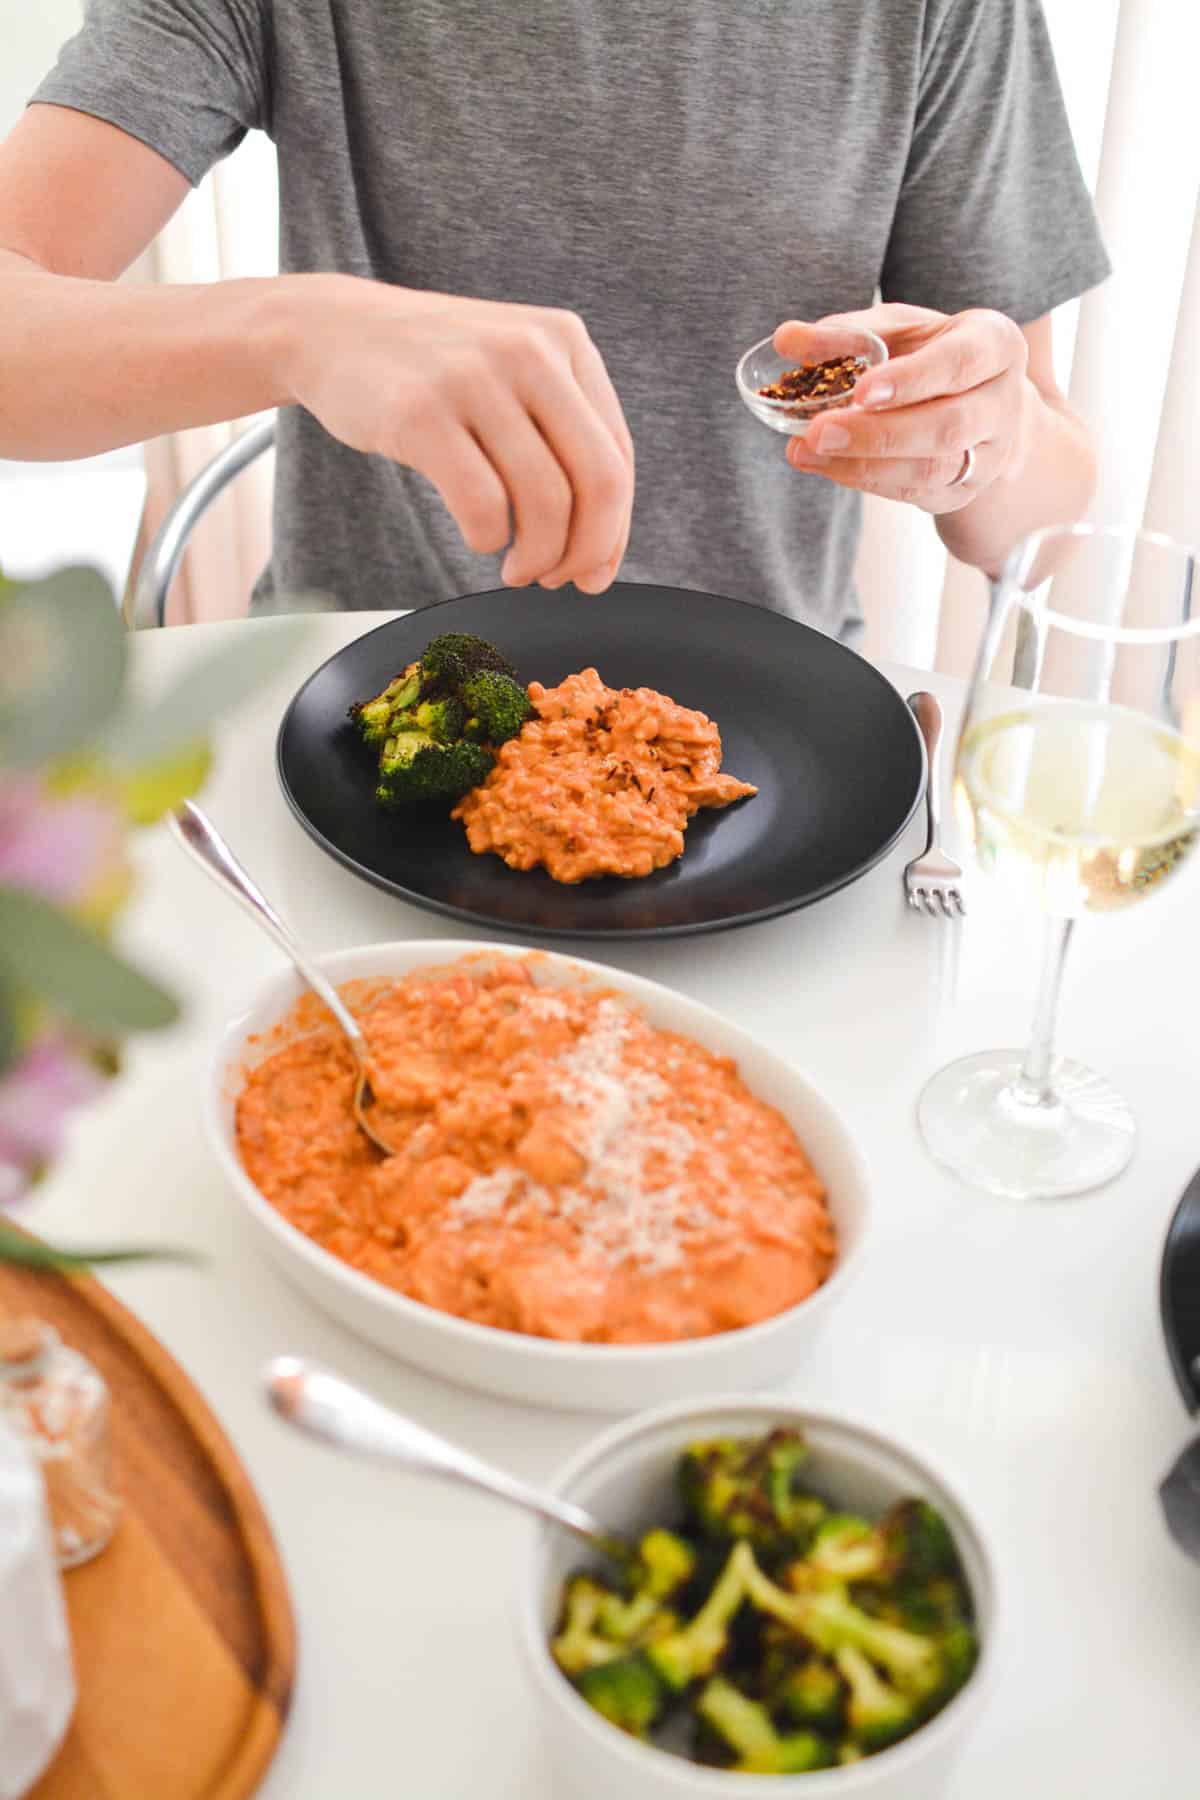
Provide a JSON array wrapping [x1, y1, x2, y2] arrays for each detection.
[[758, 355, 867, 405]]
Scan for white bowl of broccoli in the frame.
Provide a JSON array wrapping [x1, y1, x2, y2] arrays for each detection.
[[206, 940, 870, 1413], [518, 1399, 998, 1797]]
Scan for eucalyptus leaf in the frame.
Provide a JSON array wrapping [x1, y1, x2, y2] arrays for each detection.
[[0, 567, 126, 766], [0, 1220, 202, 1271], [101, 615, 313, 767], [0, 890, 179, 1034]]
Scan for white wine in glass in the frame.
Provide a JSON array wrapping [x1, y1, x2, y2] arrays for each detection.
[[918, 523, 1200, 1200]]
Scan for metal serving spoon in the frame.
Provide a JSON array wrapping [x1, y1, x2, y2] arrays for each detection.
[[265, 1356, 632, 1564], [167, 800, 398, 1157]]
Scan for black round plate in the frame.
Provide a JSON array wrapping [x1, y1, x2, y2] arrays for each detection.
[[1161, 1168, 1200, 1415], [276, 582, 924, 939]]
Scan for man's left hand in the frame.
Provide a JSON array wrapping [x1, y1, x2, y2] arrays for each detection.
[[780, 304, 1034, 513]]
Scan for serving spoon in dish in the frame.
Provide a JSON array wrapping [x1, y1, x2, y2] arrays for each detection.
[[168, 800, 399, 1158], [265, 1355, 633, 1566]]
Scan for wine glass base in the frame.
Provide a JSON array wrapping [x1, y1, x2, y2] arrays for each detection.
[[917, 1050, 1136, 1201]]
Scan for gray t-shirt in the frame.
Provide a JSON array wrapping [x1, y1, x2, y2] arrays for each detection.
[[34, 0, 1109, 637]]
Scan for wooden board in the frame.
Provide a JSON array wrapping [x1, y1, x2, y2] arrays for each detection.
[[0, 1261, 295, 1800]]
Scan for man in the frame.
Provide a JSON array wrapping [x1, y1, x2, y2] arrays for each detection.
[[0, 1, 1107, 636]]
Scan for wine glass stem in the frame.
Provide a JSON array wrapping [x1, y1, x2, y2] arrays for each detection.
[[1014, 915, 1075, 1105]]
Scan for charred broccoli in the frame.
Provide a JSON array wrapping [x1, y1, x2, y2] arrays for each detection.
[[595, 1530, 697, 1643], [420, 631, 518, 686], [772, 1654, 846, 1732], [835, 1646, 919, 1751], [576, 1655, 668, 1739], [390, 695, 467, 744], [678, 1429, 825, 1558], [806, 1513, 884, 1582], [374, 732, 494, 808], [643, 1542, 753, 1692], [552, 1575, 629, 1675], [460, 669, 534, 744], [743, 1560, 972, 1714], [350, 631, 530, 810], [878, 1498, 964, 1586], [547, 1428, 981, 1776], [347, 665, 422, 746], [696, 1678, 835, 1773]]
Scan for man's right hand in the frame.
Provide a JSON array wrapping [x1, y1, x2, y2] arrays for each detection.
[[276, 276, 635, 594], [0, 107, 634, 594]]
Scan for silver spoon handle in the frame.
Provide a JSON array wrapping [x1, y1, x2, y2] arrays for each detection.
[[168, 801, 366, 1055], [909, 691, 944, 853], [265, 1357, 611, 1552]]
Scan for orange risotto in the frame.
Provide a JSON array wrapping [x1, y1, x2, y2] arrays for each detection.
[[234, 958, 836, 1344], [451, 667, 756, 883]]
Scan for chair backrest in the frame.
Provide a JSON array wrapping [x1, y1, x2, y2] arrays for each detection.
[[126, 417, 277, 629]]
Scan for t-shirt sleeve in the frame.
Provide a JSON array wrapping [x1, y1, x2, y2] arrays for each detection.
[[881, 0, 1111, 323], [29, 0, 271, 188]]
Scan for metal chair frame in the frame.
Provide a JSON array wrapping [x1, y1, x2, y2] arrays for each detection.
[[126, 417, 277, 629]]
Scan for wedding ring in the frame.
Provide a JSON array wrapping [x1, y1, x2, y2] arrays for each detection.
[[948, 445, 977, 488]]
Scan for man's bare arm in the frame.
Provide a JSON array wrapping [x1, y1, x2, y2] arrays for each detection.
[[0, 104, 634, 590], [0, 106, 292, 458]]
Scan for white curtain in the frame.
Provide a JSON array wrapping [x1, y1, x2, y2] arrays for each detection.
[[924, 0, 1200, 677], [142, 0, 1200, 658]]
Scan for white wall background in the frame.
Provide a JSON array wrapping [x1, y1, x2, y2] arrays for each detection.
[[0, 1, 81, 135]]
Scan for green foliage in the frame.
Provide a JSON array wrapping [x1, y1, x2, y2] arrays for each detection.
[[0, 567, 127, 765], [0, 890, 178, 1035], [0, 561, 308, 1269]]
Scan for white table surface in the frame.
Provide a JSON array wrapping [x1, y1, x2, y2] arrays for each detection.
[[31, 611, 1200, 1799]]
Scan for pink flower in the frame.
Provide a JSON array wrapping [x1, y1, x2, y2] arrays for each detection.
[[0, 776, 123, 907], [0, 1038, 105, 1206]]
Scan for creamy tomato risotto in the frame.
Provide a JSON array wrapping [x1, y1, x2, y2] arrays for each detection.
[[234, 959, 836, 1344], [451, 668, 756, 883]]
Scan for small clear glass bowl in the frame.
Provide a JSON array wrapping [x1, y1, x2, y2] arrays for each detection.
[[736, 325, 888, 437]]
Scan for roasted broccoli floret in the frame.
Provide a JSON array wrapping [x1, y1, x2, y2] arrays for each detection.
[[460, 669, 534, 744], [595, 1529, 697, 1642], [575, 1654, 668, 1739], [677, 1430, 825, 1558], [806, 1513, 885, 1582], [934, 1623, 979, 1703], [348, 664, 422, 745], [835, 1646, 919, 1752], [741, 1555, 959, 1707], [352, 632, 524, 810], [420, 631, 518, 686], [387, 694, 468, 744], [639, 1528, 698, 1600], [552, 1575, 628, 1675], [773, 1654, 846, 1732], [374, 732, 493, 807], [864, 1570, 973, 1637], [878, 1498, 962, 1586], [644, 1541, 753, 1692], [695, 1678, 834, 1774]]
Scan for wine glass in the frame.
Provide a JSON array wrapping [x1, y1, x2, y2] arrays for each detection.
[[917, 521, 1200, 1201]]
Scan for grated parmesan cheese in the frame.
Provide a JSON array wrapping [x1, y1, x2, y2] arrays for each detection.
[[449, 997, 721, 1271]]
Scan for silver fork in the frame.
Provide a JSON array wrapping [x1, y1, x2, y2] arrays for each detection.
[[904, 691, 966, 919]]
